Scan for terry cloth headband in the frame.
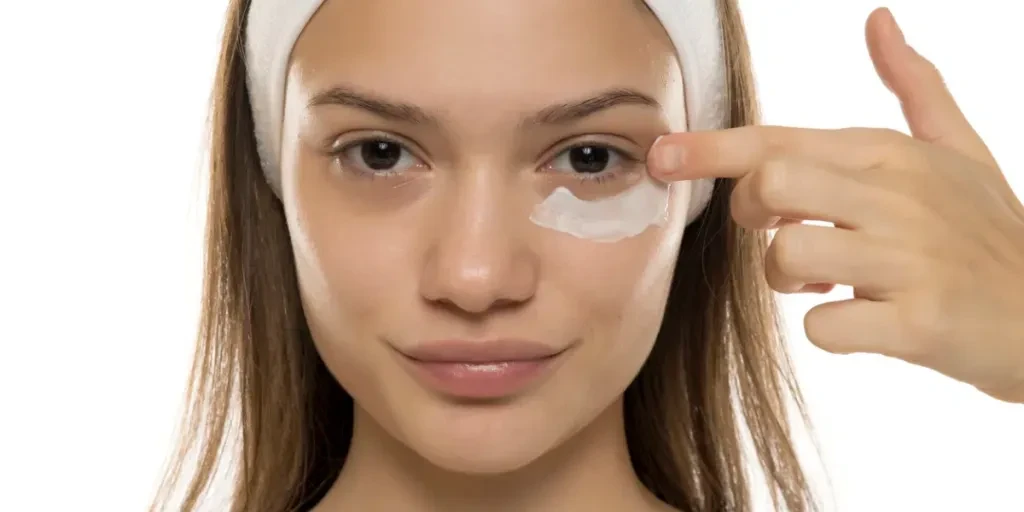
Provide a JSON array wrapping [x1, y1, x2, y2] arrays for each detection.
[[245, 0, 725, 223]]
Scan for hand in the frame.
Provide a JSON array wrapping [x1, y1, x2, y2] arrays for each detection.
[[648, 8, 1024, 403]]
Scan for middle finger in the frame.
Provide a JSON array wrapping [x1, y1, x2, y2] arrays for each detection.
[[731, 157, 899, 231]]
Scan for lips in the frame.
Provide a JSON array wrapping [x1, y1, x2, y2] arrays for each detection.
[[400, 339, 563, 363], [395, 339, 567, 400]]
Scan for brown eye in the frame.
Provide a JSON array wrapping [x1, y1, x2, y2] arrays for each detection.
[[567, 145, 611, 174], [336, 137, 425, 176], [547, 143, 631, 180], [359, 140, 403, 170]]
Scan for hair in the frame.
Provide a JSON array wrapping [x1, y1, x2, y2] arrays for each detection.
[[151, 0, 817, 510]]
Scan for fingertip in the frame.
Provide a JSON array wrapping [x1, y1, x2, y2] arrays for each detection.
[[647, 135, 692, 179], [879, 7, 905, 46], [799, 283, 836, 295], [866, 7, 915, 95]]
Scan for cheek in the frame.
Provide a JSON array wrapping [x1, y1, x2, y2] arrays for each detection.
[[542, 187, 688, 382], [546, 240, 672, 334], [286, 152, 423, 317], [290, 207, 410, 330], [550, 183, 688, 328], [284, 161, 422, 384]]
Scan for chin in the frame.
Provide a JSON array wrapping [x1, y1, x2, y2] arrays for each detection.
[[414, 436, 548, 475], [399, 401, 570, 475]]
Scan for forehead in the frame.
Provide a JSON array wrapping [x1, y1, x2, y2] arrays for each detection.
[[290, 0, 680, 105]]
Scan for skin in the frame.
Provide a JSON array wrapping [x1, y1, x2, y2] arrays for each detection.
[[651, 8, 1024, 404], [277, 0, 689, 510]]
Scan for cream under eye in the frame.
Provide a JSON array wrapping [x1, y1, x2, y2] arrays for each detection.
[[332, 137, 425, 177]]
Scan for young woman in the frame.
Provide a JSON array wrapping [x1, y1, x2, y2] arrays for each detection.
[[153, 0, 1024, 510]]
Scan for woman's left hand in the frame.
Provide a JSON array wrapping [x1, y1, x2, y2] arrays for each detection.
[[648, 8, 1024, 404]]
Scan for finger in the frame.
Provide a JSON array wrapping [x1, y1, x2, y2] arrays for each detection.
[[866, 8, 997, 167], [765, 223, 912, 294], [650, 126, 823, 180], [765, 217, 802, 230], [730, 158, 890, 230], [649, 126, 908, 182], [797, 282, 836, 294], [803, 298, 904, 356]]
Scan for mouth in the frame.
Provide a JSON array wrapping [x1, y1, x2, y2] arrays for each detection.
[[395, 339, 570, 400]]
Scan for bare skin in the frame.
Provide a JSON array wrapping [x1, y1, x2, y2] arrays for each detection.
[[279, 0, 692, 511], [652, 8, 1024, 404]]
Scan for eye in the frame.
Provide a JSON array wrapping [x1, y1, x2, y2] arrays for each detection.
[[335, 137, 425, 177], [547, 144, 635, 180]]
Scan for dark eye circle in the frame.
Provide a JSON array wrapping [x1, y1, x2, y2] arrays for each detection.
[[360, 140, 403, 170], [567, 146, 611, 174]]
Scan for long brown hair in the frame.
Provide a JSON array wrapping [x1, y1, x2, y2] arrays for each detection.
[[152, 0, 816, 510]]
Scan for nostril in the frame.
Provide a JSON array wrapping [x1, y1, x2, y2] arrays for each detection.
[[419, 206, 539, 317], [420, 262, 537, 316], [426, 295, 528, 320]]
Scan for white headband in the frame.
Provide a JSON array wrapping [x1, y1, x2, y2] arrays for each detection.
[[245, 0, 725, 223]]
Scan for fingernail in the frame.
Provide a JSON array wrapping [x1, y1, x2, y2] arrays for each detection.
[[650, 138, 685, 175]]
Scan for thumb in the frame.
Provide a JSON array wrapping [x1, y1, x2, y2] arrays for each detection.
[[866, 8, 996, 166]]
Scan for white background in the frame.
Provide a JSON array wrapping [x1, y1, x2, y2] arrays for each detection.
[[0, 1, 1021, 510]]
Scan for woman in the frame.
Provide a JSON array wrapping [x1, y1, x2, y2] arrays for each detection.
[[154, 0, 1024, 510]]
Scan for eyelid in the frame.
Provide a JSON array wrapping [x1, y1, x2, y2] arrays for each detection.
[[324, 130, 643, 170], [541, 134, 643, 164], [327, 130, 431, 163]]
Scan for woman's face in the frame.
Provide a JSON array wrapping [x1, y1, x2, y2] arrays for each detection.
[[280, 0, 687, 473]]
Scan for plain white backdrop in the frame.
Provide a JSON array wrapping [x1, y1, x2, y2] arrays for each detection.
[[0, 1, 1021, 510]]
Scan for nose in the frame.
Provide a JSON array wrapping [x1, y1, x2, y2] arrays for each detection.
[[419, 169, 538, 315]]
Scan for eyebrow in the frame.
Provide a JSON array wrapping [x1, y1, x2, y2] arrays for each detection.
[[307, 85, 661, 126], [528, 88, 660, 125]]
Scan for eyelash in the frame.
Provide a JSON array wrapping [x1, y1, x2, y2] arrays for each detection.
[[328, 134, 639, 183], [329, 133, 421, 180], [547, 142, 640, 184]]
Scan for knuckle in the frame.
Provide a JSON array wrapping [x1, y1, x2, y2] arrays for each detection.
[[760, 127, 791, 155], [802, 306, 856, 355], [837, 126, 904, 146], [883, 140, 930, 173], [802, 309, 826, 343], [899, 290, 953, 358], [873, 130, 912, 159], [895, 145, 931, 174], [874, 127, 910, 144], [753, 161, 792, 212], [836, 126, 877, 140], [763, 251, 787, 291], [916, 56, 944, 82], [839, 127, 921, 171], [770, 224, 806, 276]]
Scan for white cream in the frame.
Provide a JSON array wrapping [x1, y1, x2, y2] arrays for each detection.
[[246, 0, 726, 225], [529, 178, 686, 243]]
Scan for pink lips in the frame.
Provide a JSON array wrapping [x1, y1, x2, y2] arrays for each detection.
[[397, 339, 565, 399]]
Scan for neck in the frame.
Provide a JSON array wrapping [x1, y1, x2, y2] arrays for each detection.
[[316, 399, 674, 512]]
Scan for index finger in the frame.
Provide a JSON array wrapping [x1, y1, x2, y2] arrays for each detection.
[[647, 125, 884, 181]]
